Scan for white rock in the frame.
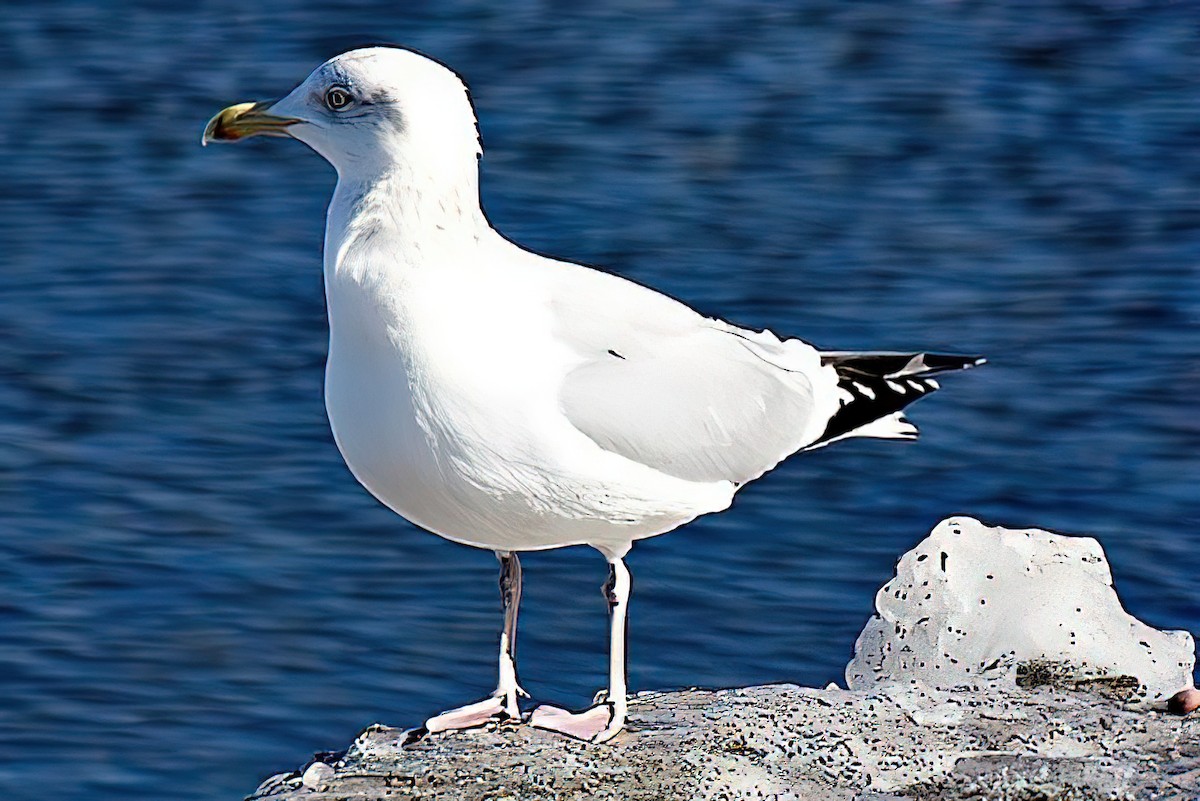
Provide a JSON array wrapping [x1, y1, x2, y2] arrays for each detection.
[[300, 761, 335, 790], [846, 517, 1195, 706]]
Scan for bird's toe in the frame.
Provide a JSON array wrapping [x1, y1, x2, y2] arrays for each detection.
[[529, 702, 621, 743], [424, 695, 517, 734]]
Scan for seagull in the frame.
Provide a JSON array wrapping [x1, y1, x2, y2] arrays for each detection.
[[203, 46, 983, 744]]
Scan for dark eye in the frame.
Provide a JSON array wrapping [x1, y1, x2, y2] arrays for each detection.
[[324, 86, 353, 111]]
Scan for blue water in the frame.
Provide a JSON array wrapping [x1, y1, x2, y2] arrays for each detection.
[[2, 2, 1198, 799]]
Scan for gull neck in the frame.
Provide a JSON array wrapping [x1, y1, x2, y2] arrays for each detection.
[[326, 157, 492, 282]]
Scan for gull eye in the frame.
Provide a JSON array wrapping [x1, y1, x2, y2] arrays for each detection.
[[324, 86, 353, 111]]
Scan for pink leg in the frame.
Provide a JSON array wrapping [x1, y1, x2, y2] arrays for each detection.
[[425, 551, 529, 734], [531, 554, 630, 743]]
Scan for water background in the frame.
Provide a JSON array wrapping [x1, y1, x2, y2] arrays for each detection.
[[2, 2, 1198, 799]]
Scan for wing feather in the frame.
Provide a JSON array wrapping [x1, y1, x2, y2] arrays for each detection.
[[550, 264, 838, 484]]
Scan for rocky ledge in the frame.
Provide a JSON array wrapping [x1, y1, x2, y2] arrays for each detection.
[[247, 519, 1198, 800], [249, 679, 1198, 800]]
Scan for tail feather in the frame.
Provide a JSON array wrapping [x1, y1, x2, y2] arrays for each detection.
[[807, 351, 984, 449]]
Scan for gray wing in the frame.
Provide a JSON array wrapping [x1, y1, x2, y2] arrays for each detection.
[[553, 268, 840, 484]]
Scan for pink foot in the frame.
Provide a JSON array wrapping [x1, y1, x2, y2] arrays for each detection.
[[529, 702, 621, 743], [424, 695, 516, 734]]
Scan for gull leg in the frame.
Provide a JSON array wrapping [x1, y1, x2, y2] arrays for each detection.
[[530, 554, 631, 743], [496, 549, 530, 717], [424, 551, 529, 733]]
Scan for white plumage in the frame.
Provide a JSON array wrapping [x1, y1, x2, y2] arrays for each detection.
[[204, 46, 982, 743]]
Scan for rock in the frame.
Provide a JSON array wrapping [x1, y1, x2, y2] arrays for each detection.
[[300, 761, 335, 790], [847, 517, 1196, 706], [246, 518, 1199, 800], [247, 683, 1199, 800]]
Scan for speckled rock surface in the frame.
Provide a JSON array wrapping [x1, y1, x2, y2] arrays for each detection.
[[248, 519, 1199, 799], [248, 682, 1199, 800]]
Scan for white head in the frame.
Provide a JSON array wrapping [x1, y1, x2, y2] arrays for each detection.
[[204, 47, 482, 183]]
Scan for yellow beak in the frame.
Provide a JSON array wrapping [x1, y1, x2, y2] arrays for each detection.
[[202, 101, 301, 145]]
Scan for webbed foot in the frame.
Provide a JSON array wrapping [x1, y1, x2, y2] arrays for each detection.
[[529, 701, 622, 743]]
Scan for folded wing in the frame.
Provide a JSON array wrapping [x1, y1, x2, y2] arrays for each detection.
[[546, 260, 982, 487], [559, 319, 838, 485]]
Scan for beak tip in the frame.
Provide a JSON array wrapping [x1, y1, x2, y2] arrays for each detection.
[[200, 124, 227, 146], [201, 113, 228, 147]]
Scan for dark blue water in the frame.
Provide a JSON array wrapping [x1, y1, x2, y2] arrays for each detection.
[[3, 2, 1198, 798]]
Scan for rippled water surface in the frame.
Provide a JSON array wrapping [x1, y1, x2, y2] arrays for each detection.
[[2, 2, 1199, 799]]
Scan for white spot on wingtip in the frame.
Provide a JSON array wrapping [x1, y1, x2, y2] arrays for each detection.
[[886, 380, 906, 393]]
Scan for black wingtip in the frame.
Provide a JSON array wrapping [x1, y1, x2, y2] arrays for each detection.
[[821, 351, 987, 378], [916, 353, 987, 374]]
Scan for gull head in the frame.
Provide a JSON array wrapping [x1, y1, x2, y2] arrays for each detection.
[[203, 46, 482, 180]]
